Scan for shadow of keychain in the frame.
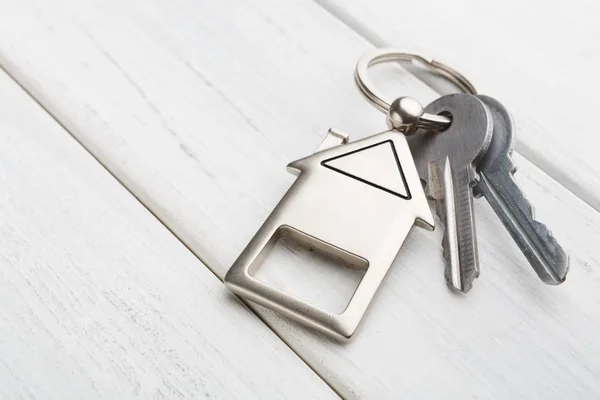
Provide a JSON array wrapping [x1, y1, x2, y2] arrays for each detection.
[[225, 49, 488, 340]]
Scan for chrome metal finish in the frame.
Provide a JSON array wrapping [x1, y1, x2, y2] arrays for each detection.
[[355, 48, 477, 131], [409, 93, 492, 292], [475, 95, 570, 284], [225, 125, 434, 340], [386, 97, 424, 135]]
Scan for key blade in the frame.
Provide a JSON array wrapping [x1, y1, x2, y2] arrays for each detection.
[[412, 94, 491, 293], [479, 170, 569, 284], [475, 95, 569, 284], [441, 158, 462, 290], [441, 157, 480, 292]]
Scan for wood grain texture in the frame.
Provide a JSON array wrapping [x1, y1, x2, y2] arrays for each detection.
[[0, 0, 599, 398], [0, 69, 335, 399], [319, 0, 600, 213]]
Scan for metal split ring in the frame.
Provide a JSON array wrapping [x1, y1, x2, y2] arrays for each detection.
[[355, 48, 477, 132]]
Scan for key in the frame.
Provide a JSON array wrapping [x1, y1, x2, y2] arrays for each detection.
[[409, 93, 493, 292], [474, 95, 569, 284]]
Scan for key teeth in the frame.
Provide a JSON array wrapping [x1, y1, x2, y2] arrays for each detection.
[[468, 164, 481, 187], [442, 235, 463, 293], [484, 169, 570, 283], [441, 231, 478, 293], [507, 171, 561, 241], [509, 173, 570, 280], [439, 159, 479, 294], [441, 228, 459, 291], [441, 232, 477, 293]]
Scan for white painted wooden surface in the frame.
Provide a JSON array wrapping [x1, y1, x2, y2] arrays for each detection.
[[319, 0, 600, 211], [0, 69, 335, 399], [1, 0, 599, 398]]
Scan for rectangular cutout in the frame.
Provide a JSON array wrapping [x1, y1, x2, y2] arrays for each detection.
[[251, 226, 367, 314]]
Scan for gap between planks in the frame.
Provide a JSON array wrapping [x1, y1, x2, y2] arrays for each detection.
[[0, 64, 341, 399], [2, 43, 596, 399], [1, 1, 598, 397], [0, 63, 343, 399]]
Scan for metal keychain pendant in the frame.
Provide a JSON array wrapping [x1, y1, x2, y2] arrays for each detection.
[[226, 48, 569, 339], [224, 97, 436, 339]]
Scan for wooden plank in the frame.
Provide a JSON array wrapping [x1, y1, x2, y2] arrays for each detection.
[[0, 69, 336, 399], [1, 0, 599, 398], [318, 0, 600, 212]]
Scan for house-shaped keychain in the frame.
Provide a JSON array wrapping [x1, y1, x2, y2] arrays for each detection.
[[225, 127, 434, 339]]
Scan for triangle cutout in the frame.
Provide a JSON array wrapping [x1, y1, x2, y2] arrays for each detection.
[[322, 140, 411, 199]]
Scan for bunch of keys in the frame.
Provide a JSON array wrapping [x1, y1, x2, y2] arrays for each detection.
[[225, 48, 569, 339], [356, 49, 569, 293]]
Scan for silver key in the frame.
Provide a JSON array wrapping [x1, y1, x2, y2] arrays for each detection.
[[409, 93, 493, 292], [474, 95, 569, 284]]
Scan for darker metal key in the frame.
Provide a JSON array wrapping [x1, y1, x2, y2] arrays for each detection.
[[474, 95, 569, 284]]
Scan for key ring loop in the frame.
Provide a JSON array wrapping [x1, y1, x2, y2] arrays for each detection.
[[355, 48, 477, 131]]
